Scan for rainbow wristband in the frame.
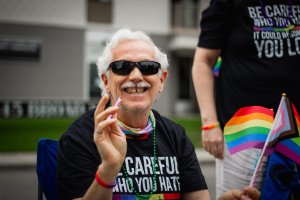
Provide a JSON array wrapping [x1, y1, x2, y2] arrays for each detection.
[[95, 170, 116, 188], [201, 122, 220, 131]]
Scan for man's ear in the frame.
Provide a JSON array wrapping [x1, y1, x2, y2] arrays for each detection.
[[101, 73, 110, 93], [158, 70, 168, 92]]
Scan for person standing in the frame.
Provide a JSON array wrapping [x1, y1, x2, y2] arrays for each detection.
[[192, 0, 300, 198]]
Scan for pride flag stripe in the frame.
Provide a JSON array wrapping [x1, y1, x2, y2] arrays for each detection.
[[224, 120, 273, 135], [228, 141, 265, 155], [268, 96, 296, 147], [225, 127, 270, 142], [232, 106, 273, 117], [112, 193, 181, 200], [275, 138, 300, 165], [226, 134, 267, 148], [285, 138, 300, 152], [226, 113, 273, 126], [292, 104, 300, 132]]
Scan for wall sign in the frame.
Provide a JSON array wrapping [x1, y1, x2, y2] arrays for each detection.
[[0, 100, 97, 118], [0, 36, 41, 60]]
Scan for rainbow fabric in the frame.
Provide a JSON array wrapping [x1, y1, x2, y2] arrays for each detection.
[[267, 96, 297, 147], [113, 193, 181, 200], [274, 104, 300, 165], [292, 104, 300, 133], [213, 57, 222, 77], [253, 25, 300, 32], [275, 138, 300, 165], [118, 111, 155, 140], [224, 106, 274, 154]]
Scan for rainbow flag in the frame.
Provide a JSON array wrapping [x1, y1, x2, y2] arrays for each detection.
[[224, 106, 274, 154], [292, 104, 300, 133], [213, 57, 222, 77], [267, 96, 297, 147], [275, 137, 300, 165], [274, 104, 300, 165]]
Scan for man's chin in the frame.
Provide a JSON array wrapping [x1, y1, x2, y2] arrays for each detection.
[[124, 104, 150, 113]]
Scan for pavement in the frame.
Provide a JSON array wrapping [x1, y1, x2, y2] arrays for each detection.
[[0, 148, 214, 168]]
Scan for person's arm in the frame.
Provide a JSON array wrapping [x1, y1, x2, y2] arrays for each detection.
[[183, 189, 210, 200], [74, 95, 127, 200], [192, 47, 224, 159]]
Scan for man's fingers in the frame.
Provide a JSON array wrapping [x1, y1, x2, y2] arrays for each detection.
[[217, 142, 224, 159], [94, 118, 117, 135], [218, 189, 242, 200], [95, 106, 119, 124], [243, 186, 260, 200], [94, 95, 109, 118]]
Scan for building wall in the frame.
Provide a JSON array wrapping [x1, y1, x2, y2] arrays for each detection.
[[149, 34, 173, 116], [0, 0, 87, 101], [0, 0, 85, 28], [114, 0, 170, 35], [0, 24, 86, 100]]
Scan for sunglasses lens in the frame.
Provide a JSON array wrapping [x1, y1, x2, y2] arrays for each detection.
[[110, 61, 132, 75], [110, 61, 160, 75], [139, 61, 160, 75]]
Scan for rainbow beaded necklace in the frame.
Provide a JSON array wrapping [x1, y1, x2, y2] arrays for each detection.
[[118, 111, 157, 199]]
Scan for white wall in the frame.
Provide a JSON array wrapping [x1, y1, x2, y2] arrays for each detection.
[[113, 0, 170, 35], [0, 0, 86, 28], [0, 24, 85, 100]]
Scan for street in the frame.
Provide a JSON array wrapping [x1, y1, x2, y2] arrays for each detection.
[[0, 167, 38, 200]]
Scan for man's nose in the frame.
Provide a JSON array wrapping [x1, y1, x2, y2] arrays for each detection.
[[128, 66, 143, 81]]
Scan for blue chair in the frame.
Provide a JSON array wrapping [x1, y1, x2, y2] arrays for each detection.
[[36, 138, 59, 200]]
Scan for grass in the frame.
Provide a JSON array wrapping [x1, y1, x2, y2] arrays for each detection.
[[0, 118, 74, 152], [171, 116, 202, 148], [0, 117, 202, 152]]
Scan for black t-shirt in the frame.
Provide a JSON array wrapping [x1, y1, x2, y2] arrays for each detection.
[[57, 109, 207, 199], [198, 0, 300, 127]]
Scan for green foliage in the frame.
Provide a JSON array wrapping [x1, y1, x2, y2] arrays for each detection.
[[171, 117, 202, 148], [0, 117, 202, 152], [0, 118, 74, 152]]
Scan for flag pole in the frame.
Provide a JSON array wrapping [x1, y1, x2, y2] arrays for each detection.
[[249, 94, 286, 187], [249, 135, 270, 187]]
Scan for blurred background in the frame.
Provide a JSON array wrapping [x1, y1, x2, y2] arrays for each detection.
[[0, 0, 215, 199], [0, 0, 211, 119]]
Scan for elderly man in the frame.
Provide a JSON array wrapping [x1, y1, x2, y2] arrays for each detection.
[[57, 28, 210, 199]]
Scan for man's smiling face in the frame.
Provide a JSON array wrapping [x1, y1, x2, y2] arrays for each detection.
[[102, 40, 168, 113]]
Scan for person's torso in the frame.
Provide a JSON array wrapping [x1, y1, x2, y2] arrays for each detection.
[[216, 0, 300, 125]]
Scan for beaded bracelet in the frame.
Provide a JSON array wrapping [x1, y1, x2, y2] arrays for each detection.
[[95, 170, 116, 188], [201, 122, 220, 131]]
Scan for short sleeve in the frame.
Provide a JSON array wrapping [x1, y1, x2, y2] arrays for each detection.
[[198, 0, 236, 49]]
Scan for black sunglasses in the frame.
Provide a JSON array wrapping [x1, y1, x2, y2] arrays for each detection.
[[109, 60, 161, 75]]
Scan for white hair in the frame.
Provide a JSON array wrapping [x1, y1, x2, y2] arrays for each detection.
[[96, 28, 169, 96]]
